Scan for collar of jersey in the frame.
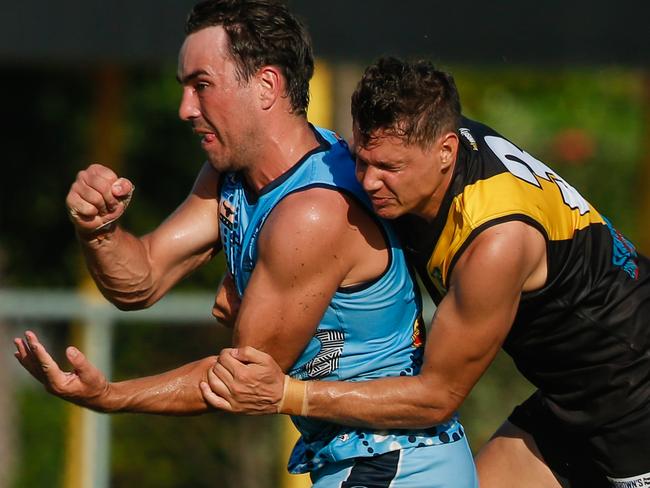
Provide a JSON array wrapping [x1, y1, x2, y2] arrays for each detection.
[[241, 124, 331, 205]]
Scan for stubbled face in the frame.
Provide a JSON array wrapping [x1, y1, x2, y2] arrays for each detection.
[[354, 127, 455, 220], [177, 26, 259, 172]]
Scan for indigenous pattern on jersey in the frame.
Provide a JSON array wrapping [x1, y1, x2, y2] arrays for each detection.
[[395, 117, 650, 433], [218, 126, 464, 475]]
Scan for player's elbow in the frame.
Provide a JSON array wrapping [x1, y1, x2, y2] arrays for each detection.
[[211, 300, 237, 328], [101, 287, 160, 311], [410, 402, 457, 427], [111, 298, 151, 311], [412, 378, 465, 426], [212, 273, 240, 328]]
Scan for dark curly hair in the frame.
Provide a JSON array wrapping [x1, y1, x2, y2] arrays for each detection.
[[185, 0, 314, 116], [351, 57, 461, 148]]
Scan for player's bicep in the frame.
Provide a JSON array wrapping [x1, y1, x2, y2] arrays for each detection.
[[232, 191, 353, 371], [419, 222, 544, 409], [141, 162, 222, 293], [232, 262, 337, 371]]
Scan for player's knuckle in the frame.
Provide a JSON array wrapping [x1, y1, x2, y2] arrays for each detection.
[[85, 192, 105, 208], [87, 163, 104, 173], [70, 181, 85, 198], [93, 178, 111, 195], [232, 382, 245, 395]]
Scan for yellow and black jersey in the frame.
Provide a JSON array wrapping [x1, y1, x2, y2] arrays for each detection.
[[395, 117, 650, 432]]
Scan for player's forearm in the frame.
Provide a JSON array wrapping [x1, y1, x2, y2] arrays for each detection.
[[304, 374, 457, 429], [98, 356, 219, 415], [78, 226, 159, 309]]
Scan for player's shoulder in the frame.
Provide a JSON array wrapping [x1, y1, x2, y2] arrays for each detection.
[[455, 219, 546, 284], [267, 187, 356, 234], [255, 187, 358, 265], [191, 161, 221, 200], [260, 187, 374, 258]]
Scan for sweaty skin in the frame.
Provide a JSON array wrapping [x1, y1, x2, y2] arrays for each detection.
[[14, 25, 390, 417], [72, 162, 222, 310], [201, 126, 548, 426], [202, 220, 547, 426], [15, 186, 390, 415], [301, 221, 547, 427]]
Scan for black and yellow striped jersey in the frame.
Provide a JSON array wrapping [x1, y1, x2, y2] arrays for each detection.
[[395, 117, 650, 431]]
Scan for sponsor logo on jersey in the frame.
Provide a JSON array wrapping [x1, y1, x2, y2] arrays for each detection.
[[460, 127, 479, 151], [219, 199, 236, 229]]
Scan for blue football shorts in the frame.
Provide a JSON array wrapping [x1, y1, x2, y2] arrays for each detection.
[[310, 435, 478, 488]]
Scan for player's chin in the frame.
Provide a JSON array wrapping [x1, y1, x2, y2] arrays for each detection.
[[206, 155, 231, 173], [373, 204, 402, 220]]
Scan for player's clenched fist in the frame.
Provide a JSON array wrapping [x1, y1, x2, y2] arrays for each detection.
[[66, 164, 134, 236]]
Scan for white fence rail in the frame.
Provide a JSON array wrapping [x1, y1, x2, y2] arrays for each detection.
[[0, 288, 217, 488]]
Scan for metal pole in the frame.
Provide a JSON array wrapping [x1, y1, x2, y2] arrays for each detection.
[[80, 302, 113, 488]]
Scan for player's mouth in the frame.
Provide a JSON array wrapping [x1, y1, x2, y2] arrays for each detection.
[[200, 133, 217, 147], [370, 195, 392, 207], [193, 124, 218, 148]]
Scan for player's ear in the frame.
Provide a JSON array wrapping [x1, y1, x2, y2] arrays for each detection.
[[439, 132, 459, 172], [256, 66, 282, 110]]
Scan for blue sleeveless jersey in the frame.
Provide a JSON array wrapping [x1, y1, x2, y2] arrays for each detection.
[[218, 126, 465, 474]]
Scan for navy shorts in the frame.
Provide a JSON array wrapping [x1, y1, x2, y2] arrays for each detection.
[[509, 391, 650, 487]]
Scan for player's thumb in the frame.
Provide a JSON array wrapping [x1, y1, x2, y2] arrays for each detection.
[[111, 178, 134, 199], [232, 346, 271, 365], [66, 346, 97, 379]]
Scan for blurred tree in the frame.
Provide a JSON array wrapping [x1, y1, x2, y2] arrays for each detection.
[[1, 67, 93, 288], [457, 67, 644, 241], [0, 263, 16, 488]]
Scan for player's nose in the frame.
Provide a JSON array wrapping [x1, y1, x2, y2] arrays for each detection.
[[178, 87, 200, 121]]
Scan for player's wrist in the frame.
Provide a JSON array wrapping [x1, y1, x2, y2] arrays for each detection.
[[94, 381, 127, 413], [277, 376, 308, 416], [75, 221, 119, 245]]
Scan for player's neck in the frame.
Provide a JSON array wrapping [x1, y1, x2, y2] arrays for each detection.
[[415, 158, 457, 222], [242, 117, 319, 193]]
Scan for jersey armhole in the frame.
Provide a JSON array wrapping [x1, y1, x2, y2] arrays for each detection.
[[445, 214, 550, 290], [282, 183, 394, 294]]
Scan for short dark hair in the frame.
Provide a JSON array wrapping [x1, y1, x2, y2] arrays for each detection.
[[185, 0, 314, 116], [351, 57, 461, 148]]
